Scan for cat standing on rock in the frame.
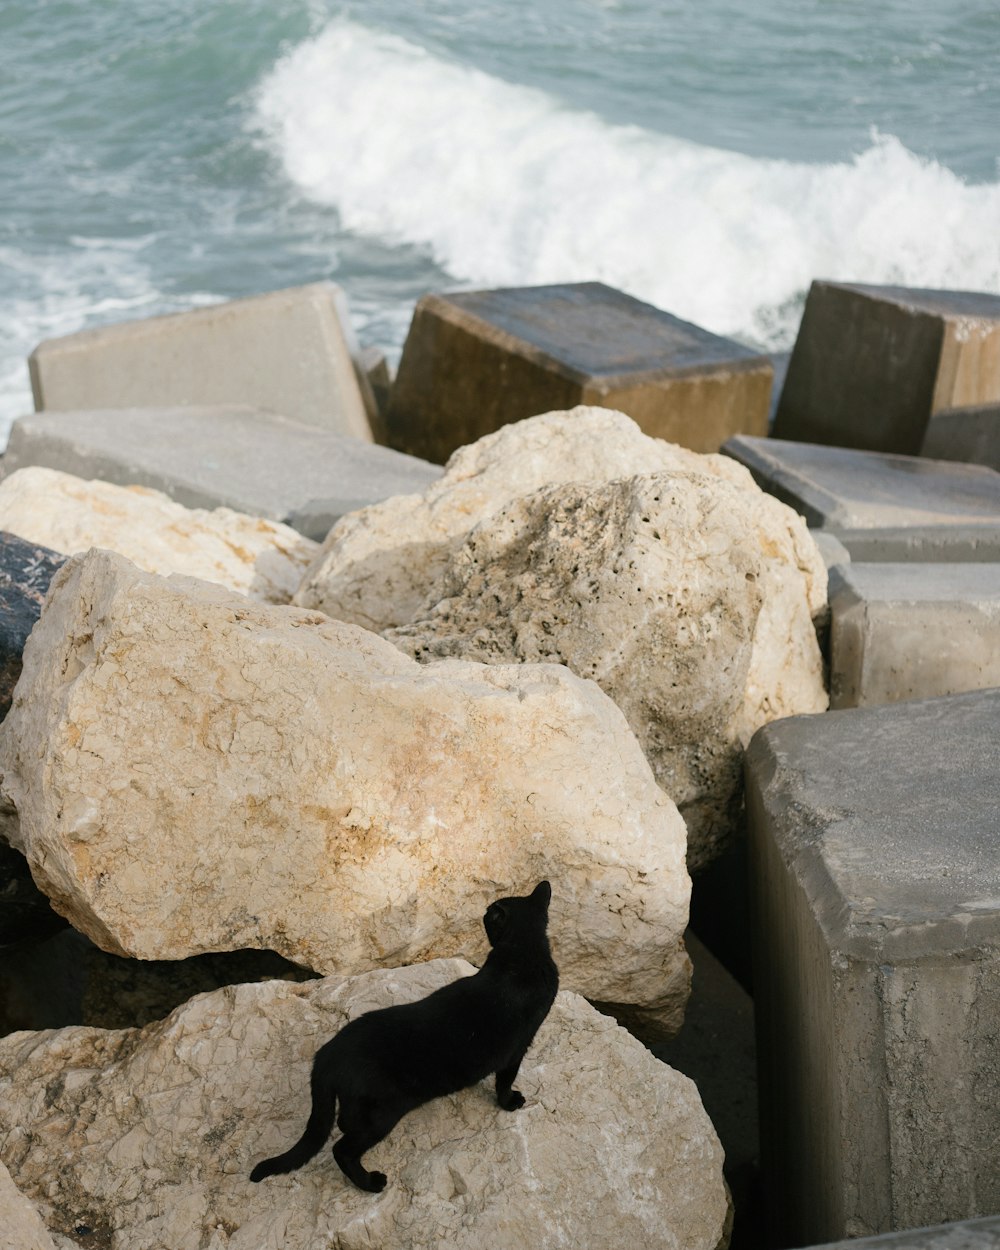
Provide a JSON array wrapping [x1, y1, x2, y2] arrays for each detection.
[[249, 880, 559, 1192]]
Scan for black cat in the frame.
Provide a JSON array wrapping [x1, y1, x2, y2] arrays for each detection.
[[249, 880, 559, 1192]]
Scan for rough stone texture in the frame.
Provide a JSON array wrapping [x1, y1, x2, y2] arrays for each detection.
[[724, 434, 1000, 562], [1, 406, 442, 543], [0, 961, 730, 1250], [817, 1219, 1000, 1250], [29, 282, 376, 441], [0, 467, 318, 605], [745, 689, 1000, 1247], [295, 407, 767, 632], [0, 1161, 58, 1250], [0, 531, 67, 723], [0, 548, 691, 1028], [384, 282, 773, 462], [772, 281, 1000, 454], [381, 468, 828, 870], [828, 562, 1000, 708], [921, 402, 1000, 472]]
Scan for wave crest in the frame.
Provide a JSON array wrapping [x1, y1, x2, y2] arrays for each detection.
[[254, 19, 1000, 348]]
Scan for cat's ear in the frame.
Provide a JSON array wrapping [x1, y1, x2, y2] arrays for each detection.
[[531, 881, 551, 908], [485, 901, 509, 936]]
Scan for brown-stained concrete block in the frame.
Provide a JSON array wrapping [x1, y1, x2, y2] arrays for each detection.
[[384, 282, 773, 463], [773, 281, 1000, 454]]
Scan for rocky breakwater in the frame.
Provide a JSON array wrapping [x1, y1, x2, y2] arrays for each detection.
[[0, 961, 730, 1250], [295, 407, 829, 870], [0, 546, 690, 1034]]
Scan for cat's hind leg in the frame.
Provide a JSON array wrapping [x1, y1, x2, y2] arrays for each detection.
[[332, 1098, 405, 1193]]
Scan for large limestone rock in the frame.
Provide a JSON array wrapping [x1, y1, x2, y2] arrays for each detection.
[[294, 409, 827, 867], [0, 1162, 58, 1250], [386, 473, 827, 869], [0, 548, 690, 1028], [0, 961, 731, 1250], [294, 406, 764, 631], [0, 466, 318, 604]]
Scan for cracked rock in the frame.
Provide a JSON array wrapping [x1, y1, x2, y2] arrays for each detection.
[[0, 548, 689, 1027], [0, 960, 730, 1250]]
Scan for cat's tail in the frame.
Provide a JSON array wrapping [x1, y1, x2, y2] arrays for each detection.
[[249, 1064, 338, 1182]]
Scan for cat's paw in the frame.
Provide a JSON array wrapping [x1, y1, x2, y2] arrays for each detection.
[[366, 1171, 388, 1193], [499, 1090, 526, 1111]]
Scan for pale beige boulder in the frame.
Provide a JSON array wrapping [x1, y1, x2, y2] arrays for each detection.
[[386, 471, 828, 870], [0, 961, 730, 1250], [0, 548, 690, 1027], [0, 466, 318, 604], [0, 1162, 58, 1250], [293, 406, 763, 631]]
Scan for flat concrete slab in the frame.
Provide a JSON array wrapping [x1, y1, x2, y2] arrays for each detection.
[[723, 435, 1000, 560], [29, 282, 378, 441], [746, 689, 1000, 1246], [815, 1218, 1000, 1250], [385, 282, 773, 462], [772, 281, 1000, 454], [829, 562, 1000, 708], [0, 406, 442, 542], [921, 402, 1000, 473]]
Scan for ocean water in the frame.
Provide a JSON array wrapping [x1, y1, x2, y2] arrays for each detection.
[[2, 0, 999, 442]]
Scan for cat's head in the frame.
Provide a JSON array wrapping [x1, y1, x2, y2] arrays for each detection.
[[483, 880, 551, 946]]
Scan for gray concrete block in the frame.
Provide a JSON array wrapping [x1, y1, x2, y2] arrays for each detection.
[[772, 281, 1000, 454], [746, 690, 1000, 1246], [29, 282, 376, 442], [921, 402, 1000, 472], [815, 1217, 1000, 1250], [0, 406, 442, 542], [829, 563, 1000, 708], [722, 435, 1000, 561], [385, 282, 773, 462]]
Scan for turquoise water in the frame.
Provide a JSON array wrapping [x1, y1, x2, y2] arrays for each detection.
[[2, 0, 999, 438]]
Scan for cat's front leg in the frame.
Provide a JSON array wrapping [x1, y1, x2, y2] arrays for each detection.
[[495, 1058, 526, 1111]]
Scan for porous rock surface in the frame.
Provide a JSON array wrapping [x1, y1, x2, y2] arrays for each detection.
[[0, 961, 731, 1250], [386, 471, 828, 869], [0, 466, 318, 604], [293, 408, 827, 867], [0, 1161, 58, 1250], [293, 406, 763, 631], [0, 548, 690, 1026]]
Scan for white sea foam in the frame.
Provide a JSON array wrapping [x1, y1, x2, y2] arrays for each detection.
[[254, 18, 1000, 349]]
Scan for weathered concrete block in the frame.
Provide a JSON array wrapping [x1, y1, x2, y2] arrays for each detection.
[[0, 531, 66, 721], [723, 435, 1000, 561], [921, 402, 1000, 472], [829, 562, 1000, 708], [746, 689, 1000, 1246], [773, 281, 1000, 454], [1, 406, 442, 542], [29, 282, 377, 440], [816, 1217, 1000, 1250], [385, 282, 773, 462]]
